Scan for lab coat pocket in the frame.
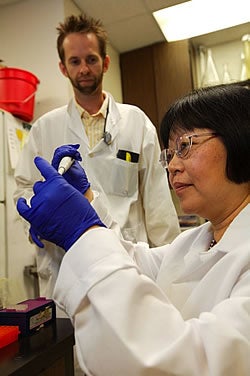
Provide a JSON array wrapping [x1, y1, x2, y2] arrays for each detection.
[[111, 157, 138, 197]]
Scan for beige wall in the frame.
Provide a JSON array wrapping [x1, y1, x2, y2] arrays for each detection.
[[0, 0, 123, 303], [0, 0, 122, 122], [63, 0, 123, 102]]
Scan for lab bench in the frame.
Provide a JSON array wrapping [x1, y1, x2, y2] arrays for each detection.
[[0, 318, 75, 375]]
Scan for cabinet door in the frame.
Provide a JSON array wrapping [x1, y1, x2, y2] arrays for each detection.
[[153, 40, 193, 126], [120, 40, 193, 137], [120, 46, 158, 126]]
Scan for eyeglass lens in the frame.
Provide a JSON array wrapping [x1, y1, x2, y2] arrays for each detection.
[[160, 132, 217, 168], [176, 135, 191, 158], [162, 135, 191, 166]]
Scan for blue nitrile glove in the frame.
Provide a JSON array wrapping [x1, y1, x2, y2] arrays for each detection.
[[16, 156, 105, 251], [51, 144, 90, 194]]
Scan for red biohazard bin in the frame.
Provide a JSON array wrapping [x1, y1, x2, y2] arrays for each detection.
[[0, 67, 40, 122]]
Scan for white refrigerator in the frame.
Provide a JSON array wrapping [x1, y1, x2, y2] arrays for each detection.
[[0, 110, 38, 308]]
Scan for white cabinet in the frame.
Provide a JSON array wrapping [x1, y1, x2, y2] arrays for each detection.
[[190, 23, 250, 88], [0, 111, 37, 307]]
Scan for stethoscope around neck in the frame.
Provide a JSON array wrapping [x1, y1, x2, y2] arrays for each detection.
[[103, 100, 112, 145]]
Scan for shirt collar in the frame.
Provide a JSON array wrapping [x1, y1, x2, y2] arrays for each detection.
[[74, 94, 108, 118]]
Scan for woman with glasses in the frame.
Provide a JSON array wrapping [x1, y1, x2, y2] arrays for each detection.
[[17, 84, 250, 376]]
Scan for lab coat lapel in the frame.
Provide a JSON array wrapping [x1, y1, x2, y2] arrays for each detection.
[[90, 94, 121, 153], [67, 100, 90, 147], [173, 206, 250, 318]]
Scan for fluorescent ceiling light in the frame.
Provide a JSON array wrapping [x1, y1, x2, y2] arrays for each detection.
[[153, 0, 250, 42]]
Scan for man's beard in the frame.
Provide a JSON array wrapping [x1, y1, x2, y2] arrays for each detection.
[[69, 72, 103, 95]]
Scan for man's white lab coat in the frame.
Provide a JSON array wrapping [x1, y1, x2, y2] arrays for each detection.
[[14, 92, 180, 297], [54, 204, 250, 376]]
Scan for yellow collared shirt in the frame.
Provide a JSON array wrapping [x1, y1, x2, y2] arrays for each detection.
[[75, 96, 109, 149]]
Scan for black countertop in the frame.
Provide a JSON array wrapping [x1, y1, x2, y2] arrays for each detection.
[[0, 318, 75, 375]]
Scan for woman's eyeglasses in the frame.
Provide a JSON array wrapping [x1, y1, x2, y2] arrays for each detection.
[[159, 132, 217, 168]]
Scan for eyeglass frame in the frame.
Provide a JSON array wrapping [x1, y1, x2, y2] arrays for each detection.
[[159, 132, 218, 168]]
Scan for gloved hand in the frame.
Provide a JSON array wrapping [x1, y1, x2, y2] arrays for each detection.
[[51, 144, 90, 194], [17, 156, 105, 251]]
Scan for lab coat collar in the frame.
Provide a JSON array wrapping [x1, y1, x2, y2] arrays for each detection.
[[87, 92, 121, 153], [67, 99, 89, 146], [101, 91, 121, 140], [67, 93, 121, 153], [187, 204, 250, 257], [216, 203, 250, 253]]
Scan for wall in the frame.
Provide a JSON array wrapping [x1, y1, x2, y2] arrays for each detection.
[[0, 0, 66, 121], [0, 0, 122, 122], [64, 0, 123, 103], [0, 0, 122, 303], [0, 0, 68, 303]]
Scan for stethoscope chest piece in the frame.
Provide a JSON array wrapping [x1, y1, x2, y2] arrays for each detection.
[[103, 131, 112, 145]]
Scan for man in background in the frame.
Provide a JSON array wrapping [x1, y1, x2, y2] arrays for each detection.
[[14, 13, 180, 299]]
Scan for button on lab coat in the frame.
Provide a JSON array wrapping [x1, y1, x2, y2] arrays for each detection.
[[54, 204, 250, 376]]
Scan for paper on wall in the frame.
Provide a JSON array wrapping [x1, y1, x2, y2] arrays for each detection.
[[7, 117, 31, 170]]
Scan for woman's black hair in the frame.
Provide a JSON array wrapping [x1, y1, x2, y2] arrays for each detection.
[[160, 84, 250, 184]]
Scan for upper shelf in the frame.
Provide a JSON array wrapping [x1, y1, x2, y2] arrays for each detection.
[[190, 22, 250, 47]]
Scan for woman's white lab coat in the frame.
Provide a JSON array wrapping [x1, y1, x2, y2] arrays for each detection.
[[54, 204, 250, 376], [14, 92, 180, 297]]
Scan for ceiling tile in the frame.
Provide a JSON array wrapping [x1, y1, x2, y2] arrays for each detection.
[[74, 0, 147, 25], [107, 13, 164, 52]]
